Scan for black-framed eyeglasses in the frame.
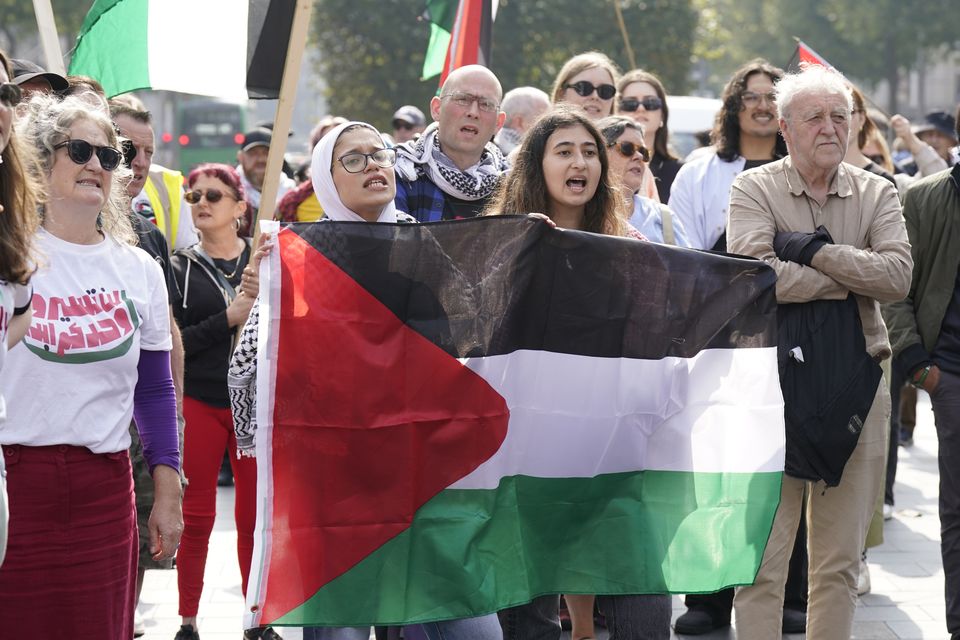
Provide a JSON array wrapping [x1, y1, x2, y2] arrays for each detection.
[[337, 148, 397, 174], [564, 81, 616, 100], [0, 83, 21, 108], [53, 139, 123, 171], [741, 91, 777, 107], [618, 96, 663, 113], [608, 140, 650, 162], [185, 188, 238, 204], [441, 92, 500, 113]]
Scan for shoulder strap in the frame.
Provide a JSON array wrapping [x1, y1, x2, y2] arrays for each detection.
[[659, 204, 676, 246], [190, 244, 240, 303]]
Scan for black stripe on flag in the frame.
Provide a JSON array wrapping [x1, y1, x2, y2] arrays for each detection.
[[246, 0, 296, 99], [285, 216, 777, 360]]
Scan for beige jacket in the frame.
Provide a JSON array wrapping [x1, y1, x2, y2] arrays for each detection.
[[727, 156, 913, 360]]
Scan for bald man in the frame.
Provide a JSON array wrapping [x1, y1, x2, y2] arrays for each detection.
[[393, 65, 509, 221]]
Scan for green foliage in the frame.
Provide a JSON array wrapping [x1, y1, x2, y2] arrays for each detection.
[[0, 0, 91, 58], [691, 0, 960, 110], [312, 0, 698, 130]]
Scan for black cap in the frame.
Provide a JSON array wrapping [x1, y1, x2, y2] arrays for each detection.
[[239, 128, 272, 151], [391, 105, 426, 128], [11, 58, 68, 92], [912, 110, 958, 142]]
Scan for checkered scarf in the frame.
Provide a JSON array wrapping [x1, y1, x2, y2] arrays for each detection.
[[395, 123, 507, 201]]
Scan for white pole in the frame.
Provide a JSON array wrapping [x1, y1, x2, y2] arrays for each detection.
[[31, 0, 66, 75]]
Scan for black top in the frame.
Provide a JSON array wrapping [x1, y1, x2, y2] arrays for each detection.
[[171, 242, 250, 407], [862, 162, 897, 186], [649, 154, 682, 203], [130, 213, 174, 297]]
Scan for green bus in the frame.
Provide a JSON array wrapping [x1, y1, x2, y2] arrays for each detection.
[[159, 98, 247, 172]]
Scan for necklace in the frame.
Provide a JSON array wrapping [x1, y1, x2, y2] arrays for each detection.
[[206, 242, 247, 280]]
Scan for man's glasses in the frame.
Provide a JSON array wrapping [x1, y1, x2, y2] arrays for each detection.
[[441, 92, 500, 113], [185, 188, 237, 204], [564, 81, 616, 100], [618, 96, 663, 112], [608, 141, 650, 162], [0, 83, 21, 108], [337, 148, 398, 174], [741, 91, 777, 107], [53, 139, 123, 171]]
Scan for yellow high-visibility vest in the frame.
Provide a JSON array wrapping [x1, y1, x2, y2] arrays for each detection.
[[142, 167, 184, 252]]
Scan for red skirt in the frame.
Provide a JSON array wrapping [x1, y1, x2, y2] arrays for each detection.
[[0, 444, 137, 639]]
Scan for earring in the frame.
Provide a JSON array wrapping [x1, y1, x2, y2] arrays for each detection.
[[234, 217, 242, 231], [96, 212, 104, 230]]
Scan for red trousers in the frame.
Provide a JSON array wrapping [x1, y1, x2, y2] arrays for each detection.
[[178, 395, 257, 616], [0, 444, 137, 639]]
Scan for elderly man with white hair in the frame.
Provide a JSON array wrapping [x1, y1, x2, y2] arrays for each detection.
[[493, 86, 551, 156], [728, 65, 912, 639]]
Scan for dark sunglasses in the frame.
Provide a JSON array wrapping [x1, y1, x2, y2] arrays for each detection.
[[618, 96, 663, 113], [185, 188, 237, 204], [608, 141, 650, 162], [54, 139, 123, 171], [0, 82, 21, 108], [564, 81, 616, 100], [866, 154, 886, 166]]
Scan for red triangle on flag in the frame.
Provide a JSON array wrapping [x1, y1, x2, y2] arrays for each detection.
[[259, 230, 510, 622]]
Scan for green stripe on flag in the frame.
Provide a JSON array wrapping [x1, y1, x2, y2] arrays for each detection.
[[421, 23, 451, 81], [69, 0, 151, 97], [271, 470, 781, 626]]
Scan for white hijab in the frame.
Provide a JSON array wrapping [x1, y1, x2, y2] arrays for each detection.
[[310, 121, 399, 223]]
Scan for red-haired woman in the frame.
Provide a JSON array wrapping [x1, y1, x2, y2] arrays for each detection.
[[171, 163, 270, 639]]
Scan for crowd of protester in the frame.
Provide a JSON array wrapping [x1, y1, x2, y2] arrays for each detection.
[[0, 44, 958, 640]]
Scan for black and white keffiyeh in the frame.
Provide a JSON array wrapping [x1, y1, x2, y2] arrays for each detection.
[[394, 123, 507, 201]]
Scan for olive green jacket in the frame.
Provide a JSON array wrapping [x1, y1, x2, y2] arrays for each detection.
[[882, 164, 960, 377]]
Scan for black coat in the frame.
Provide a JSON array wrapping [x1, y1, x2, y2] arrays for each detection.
[[777, 294, 882, 487]]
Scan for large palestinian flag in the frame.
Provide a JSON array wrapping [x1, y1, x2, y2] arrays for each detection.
[[69, 0, 296, 99], [246, 217, 784, 628]]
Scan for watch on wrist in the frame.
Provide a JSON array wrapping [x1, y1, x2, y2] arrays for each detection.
[[912, 365, 932, 388]]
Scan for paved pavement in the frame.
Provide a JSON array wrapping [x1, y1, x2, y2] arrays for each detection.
[[139, 391, 948, 640]]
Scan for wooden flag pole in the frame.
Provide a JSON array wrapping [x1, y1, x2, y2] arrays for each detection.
[[613, 0, 636, 71], [253, 0, 314, 246], [32, 0, 65, 75]]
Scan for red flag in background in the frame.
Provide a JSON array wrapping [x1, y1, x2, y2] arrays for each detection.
[[795, 39, 834, 69], [439, 0, 494, 85]]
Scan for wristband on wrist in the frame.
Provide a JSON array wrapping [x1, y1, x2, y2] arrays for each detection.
[[912, 365, 932, 388]]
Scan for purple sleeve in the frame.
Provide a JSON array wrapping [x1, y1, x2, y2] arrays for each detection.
[[134, 349, 180, 473]]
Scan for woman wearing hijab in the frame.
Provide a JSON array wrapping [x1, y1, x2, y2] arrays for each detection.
[[229, 121, 501, 640]]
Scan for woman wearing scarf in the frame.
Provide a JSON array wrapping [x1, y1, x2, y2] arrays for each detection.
[[228, 121, 502, 640]]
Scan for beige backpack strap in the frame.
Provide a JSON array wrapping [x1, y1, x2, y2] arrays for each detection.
[[659, 204, 676, 246]]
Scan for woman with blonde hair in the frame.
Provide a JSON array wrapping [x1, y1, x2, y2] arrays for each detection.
[[0, 92, 181, 638], [551, 52, 621, 121]]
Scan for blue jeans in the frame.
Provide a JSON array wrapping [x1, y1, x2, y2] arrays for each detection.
[[303, 615, 502, 640], [499, 594, 671, 640]]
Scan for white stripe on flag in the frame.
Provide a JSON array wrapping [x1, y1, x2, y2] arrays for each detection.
[[148, 0, 249, 99], [450, 347, 785, 490]]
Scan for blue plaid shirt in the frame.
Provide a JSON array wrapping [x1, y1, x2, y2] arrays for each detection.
[[394, 174, 493, 222]]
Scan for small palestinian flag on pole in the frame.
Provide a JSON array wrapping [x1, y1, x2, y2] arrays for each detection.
[[421, 0, 495, 83], [68, 0, 296, 99], [787, 38, 838, 73], [245, 217, 785, 628]]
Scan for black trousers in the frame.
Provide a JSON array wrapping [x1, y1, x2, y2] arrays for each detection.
[[931, 369, 960, 634]]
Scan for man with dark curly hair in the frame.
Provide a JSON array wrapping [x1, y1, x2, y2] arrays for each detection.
[[668, 59, 787, 252]]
